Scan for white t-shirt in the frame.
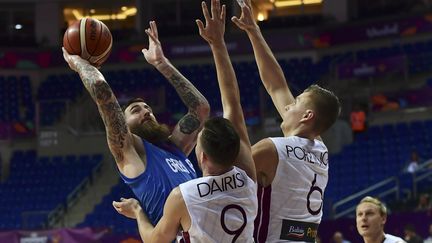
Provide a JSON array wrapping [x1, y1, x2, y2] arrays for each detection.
[[254, 136, 328, 243], [179, 167, 257, 243]]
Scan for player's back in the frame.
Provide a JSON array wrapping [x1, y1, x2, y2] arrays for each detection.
[[179, 167, 257, 243], [255, 136, 329, 243]]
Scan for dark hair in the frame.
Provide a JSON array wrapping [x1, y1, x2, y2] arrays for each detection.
[[304, 84, 341, 134], [404, 224, 416, 232], [200, 117, 240, 167], [122, 98, 146, 111]]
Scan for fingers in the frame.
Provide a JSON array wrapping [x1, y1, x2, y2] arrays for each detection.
[[221, 4, 226, 22], [211, 0, 220, 19], [243, 4, 252, 16], [196, 19, 210, 42], [202, 1, 211, 24], [196, 19, 205, 34], [62, 47, 69, 60], [246, 0, 252, 8], [231, 16, 244, 29], [145, 28, 159, 44], [112, 201, 121, 209], [150, 21, 159, 39]]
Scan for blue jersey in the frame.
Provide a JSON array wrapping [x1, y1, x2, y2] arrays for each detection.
[[119, 139, 197, 225]]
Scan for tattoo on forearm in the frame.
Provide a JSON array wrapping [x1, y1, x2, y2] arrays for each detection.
[[179, 114, 200, 134], [79, 64, 101, 92], [168, 73, 204, 110], [77, 63, 129, 162], [100, 100, 128, 162], [93, 81, 112, 102]]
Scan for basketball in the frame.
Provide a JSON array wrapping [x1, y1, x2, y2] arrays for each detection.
[[63, 17, 112, 66]]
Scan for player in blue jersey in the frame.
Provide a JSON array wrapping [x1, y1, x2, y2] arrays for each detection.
[[112, 1, 258, 242], [62, 20, 210, 225]]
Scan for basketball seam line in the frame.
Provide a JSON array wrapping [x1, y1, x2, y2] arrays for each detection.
[[91, 28, 112, 62], [80, 18, 90, 60], [89, 20, 103, 56]]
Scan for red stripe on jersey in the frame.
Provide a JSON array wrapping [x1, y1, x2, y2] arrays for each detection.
[[180, 231, 191, 243], [254, 185, 272, 243]]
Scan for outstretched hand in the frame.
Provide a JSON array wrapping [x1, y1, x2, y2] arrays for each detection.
[[62, 47, 89, 72], [196, 0, 226, 46], [142, 21, 167, 67], [231, 0, 259, 33], [112, 197, 142, 219]]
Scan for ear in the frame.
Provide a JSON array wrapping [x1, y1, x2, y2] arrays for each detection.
[[381, 214, 387, 226], [201, 151, 210, 166], [300, 109, 315, 122]]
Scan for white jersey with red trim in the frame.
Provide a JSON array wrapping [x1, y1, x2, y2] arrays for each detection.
[[179, 167, 257, 243], [254, 136, 329, 243]]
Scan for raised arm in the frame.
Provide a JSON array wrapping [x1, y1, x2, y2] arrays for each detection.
[[62, 48, 144, 178], [197, 0, 256, 181], [142, 21, 210, 155], [231, 0, 294, 117]]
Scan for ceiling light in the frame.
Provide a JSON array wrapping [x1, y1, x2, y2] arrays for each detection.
[[274, 0, 322, 7]]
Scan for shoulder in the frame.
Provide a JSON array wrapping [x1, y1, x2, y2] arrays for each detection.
[[166, 187, 185, 208], [252, 138, 279, 161], [384, 234, 406, 243], [253, 138, 277, 151]]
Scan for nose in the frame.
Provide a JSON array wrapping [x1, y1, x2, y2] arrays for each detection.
[[143, 109, 151, 117]]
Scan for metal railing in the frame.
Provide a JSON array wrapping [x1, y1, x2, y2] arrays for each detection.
[[45, 160, 103, 228], [332, 177, 399, 219], [412, 160, 432, 197]]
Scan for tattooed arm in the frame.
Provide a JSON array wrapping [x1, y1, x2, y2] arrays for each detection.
[[62, 48, 145, 178], [142, 21, 210, 155]]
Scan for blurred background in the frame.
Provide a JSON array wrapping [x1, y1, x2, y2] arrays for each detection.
[[1, 0, 432, 242]]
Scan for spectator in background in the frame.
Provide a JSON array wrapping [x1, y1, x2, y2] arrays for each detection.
[[415, 193, 431, 212], [371, 93, 400, 112], [406, 151, 420, 174], [350, 104, 367, 137], [403, 224, 423, 243], [332, 231, 351, 243], [424, 223, 432, 243]]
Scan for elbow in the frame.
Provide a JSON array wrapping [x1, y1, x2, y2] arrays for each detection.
[[197, 100, 210, 120]]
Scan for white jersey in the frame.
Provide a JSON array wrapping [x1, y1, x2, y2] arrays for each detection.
[[384, 233, 406, 243], [179, 167, 257, 243], [254, 136, 328, 243]]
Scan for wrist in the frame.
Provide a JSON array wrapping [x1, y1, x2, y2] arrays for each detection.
[[153, 57, 170, 71], [210, 40, 226, 49], [246, 26, 261, 38], [133, 204, 143, 217]]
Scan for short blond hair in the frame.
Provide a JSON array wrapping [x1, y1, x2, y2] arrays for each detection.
[[358, 196, 387, 216]]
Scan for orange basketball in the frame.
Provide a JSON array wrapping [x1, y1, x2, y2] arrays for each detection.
[[63, 18, 112, 66]]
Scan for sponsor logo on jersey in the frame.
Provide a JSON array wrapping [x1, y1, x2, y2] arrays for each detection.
[[280, 219, 318, 242]]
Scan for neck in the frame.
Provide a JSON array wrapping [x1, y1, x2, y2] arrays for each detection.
[[202, 166, 233, 177], [363, 233, 385, 243], [284, 128, 317, 140]]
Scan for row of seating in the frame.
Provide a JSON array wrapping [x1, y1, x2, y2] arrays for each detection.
[[0, 151, 103, 230]]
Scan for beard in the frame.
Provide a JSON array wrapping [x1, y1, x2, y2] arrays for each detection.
[[131, 120, 170, 144]]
